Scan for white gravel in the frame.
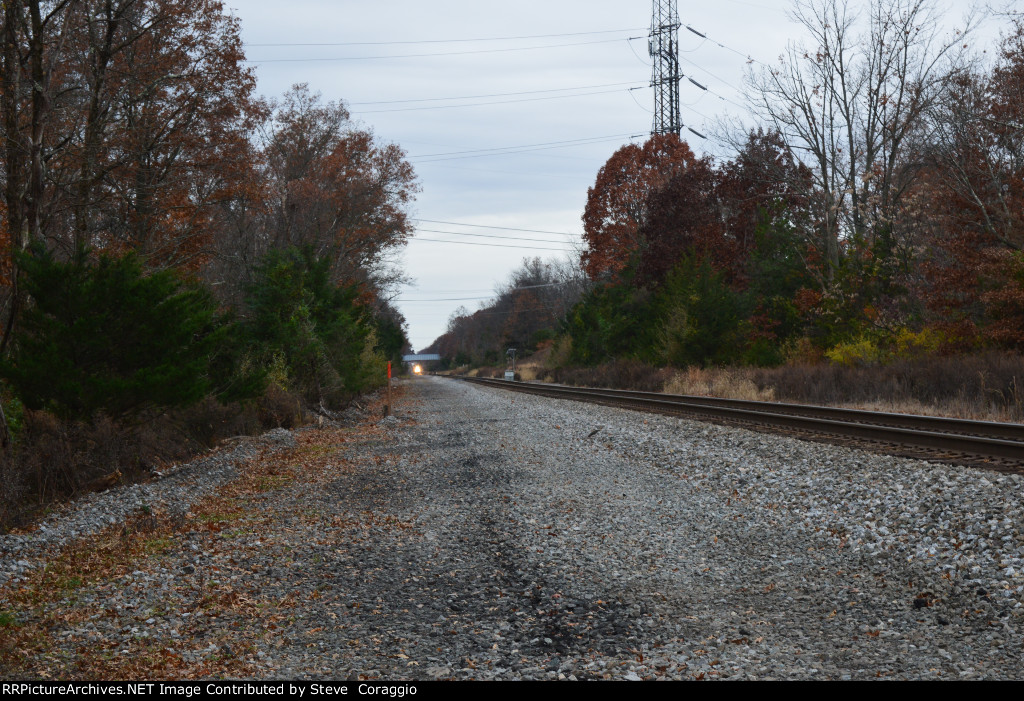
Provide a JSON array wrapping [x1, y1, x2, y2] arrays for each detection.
[[3, 377, 1023, 680], [0, 428, 296, 586], [427, 378, 1024, 679]]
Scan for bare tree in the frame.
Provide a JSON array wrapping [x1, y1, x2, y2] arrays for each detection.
[[925, 16, 1024, 252], [745, 0, 977, 281]]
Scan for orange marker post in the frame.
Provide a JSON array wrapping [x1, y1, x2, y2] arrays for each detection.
[[386, 361, 392, 416]]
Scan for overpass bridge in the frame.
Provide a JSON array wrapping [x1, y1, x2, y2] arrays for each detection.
[[402, 353, 441, 375], [402, 354, 441, 363]]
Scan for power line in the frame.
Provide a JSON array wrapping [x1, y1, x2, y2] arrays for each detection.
[[400, 285, 569, 302], [399, 288, 565, 302], [679, 54, 746, 97], [246, 27, 646, 47], [399, 295, 506, 302], [353, 87, 639, 114], [632, 70, 747, 114], [246, 37, 626, 63], [445, 305, 561, 317], [629, 85, 709, 137], [626, 35, 652, 66], [409, 133, 640, 162], [413, 237, 574, 251], [417, 228, 580, 244], [349, 81, 639, 106], [682, 23, 769, 67], [402, 282, 571, 298], [628, 87, 654, 113], [414, 219, 577, 236], [413, 138, 638, 162], [424, 162, 583, 181]]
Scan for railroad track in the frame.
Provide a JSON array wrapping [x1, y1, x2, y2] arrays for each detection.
[[457, 376, 1024, 473]]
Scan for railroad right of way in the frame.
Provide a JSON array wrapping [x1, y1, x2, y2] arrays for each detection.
[[4, 375, 1023, 680], [425, 376, 1024, 679]]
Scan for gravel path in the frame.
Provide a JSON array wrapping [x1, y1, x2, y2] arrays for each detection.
[[0, 429, 297, 588], [3, 376, 1023, 680]]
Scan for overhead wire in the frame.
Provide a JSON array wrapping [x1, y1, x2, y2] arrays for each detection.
[[626, 35, 652, 66], [627, 87, 653, 113], [349, 81, 639, 106], [680, 37, 708, 53], [409, 133, 641, 162], [399, 295, 509, 302], [399, 282, 571, 303], [397, 280, 573, 302], [246, 27, 647, 47], [684, 23, 769, 68], [680, 55, 747, 99], [421, 162, 583, 180], [246, 37, 626, 63], [412, 237, 574, 251], [352, 87, 640, 114], [413, 219, 577, 237], [416, 228, 580, 244], [446, 305, 560, 317]]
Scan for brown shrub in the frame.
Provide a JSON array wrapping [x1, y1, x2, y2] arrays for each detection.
[[0, 450, 23, 531], [543, 353, 1024, 422], [664, 367, 775, 401], [254, 384, 306, 429], [0, 383, 310, 532], [0, 411, 138, 528], [747, 351, 1024, 420], [550, 359, 674, 392]]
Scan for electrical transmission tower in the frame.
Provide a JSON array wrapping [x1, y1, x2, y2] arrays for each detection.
[[648, 0, 681, 136]]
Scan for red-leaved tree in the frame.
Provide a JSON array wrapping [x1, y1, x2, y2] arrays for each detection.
[[581, 134, 699, 281]]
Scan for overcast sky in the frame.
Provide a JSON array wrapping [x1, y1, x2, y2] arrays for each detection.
[[226, 0, 991, 351]]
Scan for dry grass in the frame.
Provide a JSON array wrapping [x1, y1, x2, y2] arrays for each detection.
[[526, 352, 1024, 423], [660, 353, 1024, 422], [548, 360, 674, 392], [518, 366, 541, 381], [745, 353, 1024, 422], [664, 367, 776, 402]]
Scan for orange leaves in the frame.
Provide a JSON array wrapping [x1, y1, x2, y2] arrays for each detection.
[[793, 287, 822, 315]]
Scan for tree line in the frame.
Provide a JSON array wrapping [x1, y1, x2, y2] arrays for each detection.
[[0, 0, 417, 518], [423, 257, 587, 368], [433, 0, 1024, 374]]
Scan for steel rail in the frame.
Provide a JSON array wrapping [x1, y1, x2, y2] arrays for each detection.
[[474, 379, 1024, 441], [458, 377, 1024, 463]]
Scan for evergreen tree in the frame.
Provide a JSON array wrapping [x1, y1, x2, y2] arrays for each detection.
[[1, 246, 248, 421]]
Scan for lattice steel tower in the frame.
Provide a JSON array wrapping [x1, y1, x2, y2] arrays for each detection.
[[648, 0, 681, 136]]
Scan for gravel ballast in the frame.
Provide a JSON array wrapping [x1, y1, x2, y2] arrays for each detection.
[[2, 376, 1022, 680]]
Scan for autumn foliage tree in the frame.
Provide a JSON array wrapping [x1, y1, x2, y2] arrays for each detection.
[[581, 134, 699, 281], [922, 15, 1024, 348], [261, 84, 418, 287], [88, 0, 259, 270], [0, 1, 418, 522], [634, 151, 719, 287], [425, 257, 587, 366], [0, 0, 261, 361], [0, 3, 416, 434]]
